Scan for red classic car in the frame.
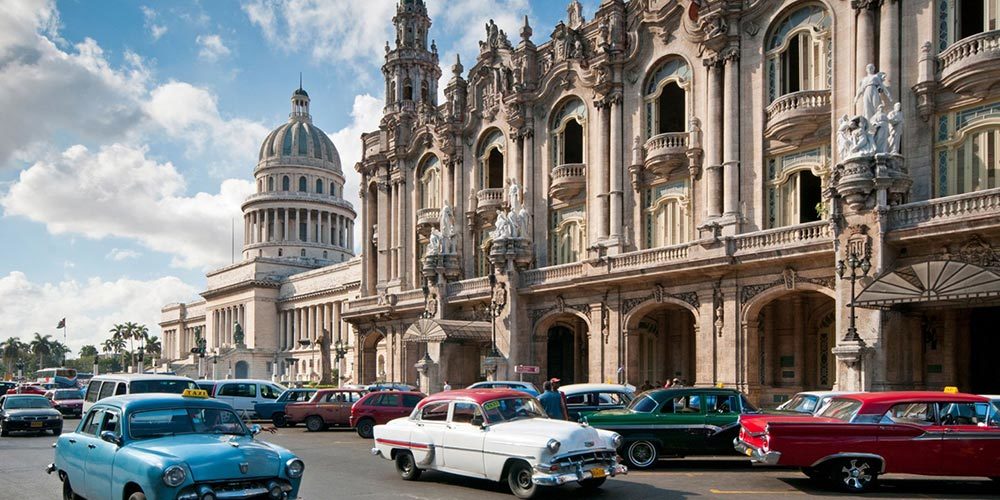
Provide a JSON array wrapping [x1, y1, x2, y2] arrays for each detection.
[[6, 384, 46, 395], [349, 390, 425, 439], [735, 391, 1000, 493], [285, 389, 367, 431]]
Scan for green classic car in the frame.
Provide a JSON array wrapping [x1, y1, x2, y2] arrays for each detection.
[[581, 387, 758, 469]]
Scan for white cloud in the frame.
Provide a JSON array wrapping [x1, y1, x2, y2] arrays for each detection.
[[329, 94, 383, 226], [141, 6, 167, 41], [1, 143, 254, 269], [0, 271, 198, 354], [106, 248, 142, 261], [196, 34, 231, 61]]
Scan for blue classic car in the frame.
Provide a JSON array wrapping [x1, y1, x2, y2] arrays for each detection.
[[254, 388, 316, 427], [48, 390, 305, 500]]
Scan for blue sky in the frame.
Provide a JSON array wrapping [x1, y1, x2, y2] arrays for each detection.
[[0, 0, 601, 355]]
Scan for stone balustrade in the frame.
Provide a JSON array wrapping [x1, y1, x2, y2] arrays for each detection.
[[764, 89, 831, 143], [888, 187, 1000, 229], [643, 132, 691, 176], [733, 220, 831, 253], [608, 243, 690, 271], [521, 262, 586, 287], [242, 191, 355, 212], [549, 163, 586, 200], [476, 188, 505, 215], [416, 207, 440, 234], [446, 276, 491, 297], [939, 30, 1000, 95]]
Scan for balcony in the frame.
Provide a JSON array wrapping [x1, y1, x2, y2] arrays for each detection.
[[416, 207, 440, 236], [644, 132, 690, 177], [549, 163, 586, 200], [764, 89, 831, 144], [476, 188, 504, 217], [887, 187, 1000, 242], [732, 220, 832, 258], [939, 30, 1000, 96]]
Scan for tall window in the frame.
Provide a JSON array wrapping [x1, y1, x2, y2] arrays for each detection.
[[298, 176, 307, 192], [550, 209, 586, 265], [477, 130, 505, 190], [418, 156, 441, 209], [316, 179, 324, 194], [330, 182, 337, 198], [644, 182, 690, 247], [282, 176, 290, 191], [766, 148, 828, 227], [421, 81, 429, 103], [403, 78, 413, 101], [644, 58, 691, 138], [935, 106, 1000, 196], [487, 150, 504, 188], [267, 177, 274, 191], [765, 5, 831, 102], [941, 0, 1000, 47], [476, 230, 492, 277], [551, 98, 587, 165]]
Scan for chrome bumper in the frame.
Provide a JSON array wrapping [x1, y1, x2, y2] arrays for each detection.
[[734, 438, 781, 465], [45, 463, 56, 475], [532, 463, 628, 486]]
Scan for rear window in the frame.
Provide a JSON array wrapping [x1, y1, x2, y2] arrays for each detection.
[[85, 381, 102, 403], [627, 395, 658, 413], [130, 380, 197, 395], [818, 398, 863, 421]]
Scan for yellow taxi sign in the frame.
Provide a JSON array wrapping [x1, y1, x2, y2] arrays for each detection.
[[715, 382, 725, 388], [182, 389, 209, 398], [943, 386, 959, 394]]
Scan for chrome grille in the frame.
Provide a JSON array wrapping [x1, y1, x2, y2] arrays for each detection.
[[553, 450, 617, 468]]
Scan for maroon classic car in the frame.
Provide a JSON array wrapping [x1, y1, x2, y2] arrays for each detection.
[[735, 391, 1000, 493], [285, 389, 367, 431], [349, 391, 425, 439], [44, 389, 84, 418]]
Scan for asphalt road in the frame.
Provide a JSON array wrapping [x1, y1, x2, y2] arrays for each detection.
[[1, 421, 998, 499]]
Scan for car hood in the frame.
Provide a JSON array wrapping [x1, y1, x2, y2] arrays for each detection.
[[129, 434, 282, 481], [5, 408, 61, 418], [489, 419, 612, 453]]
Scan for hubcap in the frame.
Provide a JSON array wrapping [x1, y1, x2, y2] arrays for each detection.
[[840, 460, 871, 489], [630, 442, 654, 466], [516, 468, 532, 489]]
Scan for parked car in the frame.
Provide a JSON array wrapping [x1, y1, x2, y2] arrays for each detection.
[[195, 380, 218, 395], [581, 387, 758, 469], [210, 379, 287, 418], [48, 391, 305, 500], [0, 394, 63, 436], [0, 381, 17, 393], [372, 388, 627, 499], [45, 389, 85, 418], [350, 390, 425, 438], [736, 391, 1000, 493], [286, 389, 367, 431], [467, 380, 540, 397], [559, 383, 635, 421], [255, 388, 317, 427], [83, 374, 199, 412], [7, 384, 46, 395], [772, 391, 851, 415], [366, 382, 417, 392]]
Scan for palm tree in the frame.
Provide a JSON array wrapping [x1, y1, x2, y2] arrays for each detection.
[[133, 324, 149, 370], [49, 340, 69, 367], [29, 333, 52, 370], [79, 345, 98, 360], [144, 336, 161, 368], [1, 337, 24, 377]]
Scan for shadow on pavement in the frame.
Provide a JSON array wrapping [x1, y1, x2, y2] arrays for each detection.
[[418, 470, 696, 499], [777, 476, 999, 497]]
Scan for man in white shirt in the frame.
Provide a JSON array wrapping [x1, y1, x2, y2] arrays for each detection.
[[442, 380, 452, 391]]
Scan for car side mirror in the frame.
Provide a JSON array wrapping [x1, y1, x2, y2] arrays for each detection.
[[249, 424, 262, 436], [99, 431, 121, 446]]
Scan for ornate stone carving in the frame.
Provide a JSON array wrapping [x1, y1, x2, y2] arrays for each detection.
[[782, 268, 798, 290], [955, 235, 1000, 268], [740, 276, 836, 305], [846, 224, 872, 260], [621, 287, 700, 315]]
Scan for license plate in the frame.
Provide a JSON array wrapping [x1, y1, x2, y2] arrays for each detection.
[[744, 448, 753, 457], [30, 421, 43, 428], [590, 467, 606, 479]]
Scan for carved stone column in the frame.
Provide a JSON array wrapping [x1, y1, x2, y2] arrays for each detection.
[[853, 0, 880, 83], [596, 100, 611, 241], [879, 0, 899, 89], [609, 93, 624, 244], [722, 48, 741, 219], [704, 58, 724, 219]]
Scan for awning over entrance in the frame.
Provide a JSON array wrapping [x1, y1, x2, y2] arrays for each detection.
[[403, 318, 493, 343], [854, 260, 1000, 308]]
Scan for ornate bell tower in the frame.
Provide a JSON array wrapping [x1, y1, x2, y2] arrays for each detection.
[[383, 0, 441, 115]]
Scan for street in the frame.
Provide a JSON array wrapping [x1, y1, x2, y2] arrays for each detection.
[[2, 423, 997, 500]]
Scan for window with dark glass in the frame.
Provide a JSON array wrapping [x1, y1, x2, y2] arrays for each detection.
[[657, 82, 686, 134], [298, 176, 307, 192], [487, 149, 504, 189]]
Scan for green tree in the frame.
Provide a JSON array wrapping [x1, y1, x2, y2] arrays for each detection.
[[49, 340, 69, 367], [144, 335, 161, 368], [1, 337, 25, 378], [29, 333, 52, 370], [79, 345, 98, 361]]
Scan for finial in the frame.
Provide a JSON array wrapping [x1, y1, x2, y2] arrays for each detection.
[[452, 53, 463, 77], [520, 15, 532, 41], [298, 72, 302, 90]]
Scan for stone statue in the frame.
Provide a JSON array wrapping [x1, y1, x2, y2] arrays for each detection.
[[855, 64, 892, 120], [573, 38, 584, 59], [371, 224, 378, 245], [233, 322, 244, 346], [837, 114, 852, 160], [567, 0, 584, 29], [870, 104, 890, 154], [689, 118, 702, 150], [439, 203, 457, 254], [849, 116, 875, 156], [491, 209, 514, 240], [508, 179, 522, 214], [887, 102, 903, 154], [516, 205, 530, 239], [426, 229, 443, 256], [425, 294, 438, 318]]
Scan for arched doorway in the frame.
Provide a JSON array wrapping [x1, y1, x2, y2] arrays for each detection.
[[625, 303, 697, 387], [538, 314, 589, 385], [234, 360, 249, 379], [360, 331, 386, 384]]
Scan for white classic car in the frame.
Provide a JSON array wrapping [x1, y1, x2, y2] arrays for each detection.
[[371, 388, 627, 498]]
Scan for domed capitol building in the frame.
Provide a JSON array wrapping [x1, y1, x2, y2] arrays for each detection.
[[161, 0, 1000, 403]]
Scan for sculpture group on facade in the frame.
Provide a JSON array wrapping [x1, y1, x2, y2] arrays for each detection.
[[490, 180, 530, 242], [425, 202, 459, 257], [838, 64, 904, 160]]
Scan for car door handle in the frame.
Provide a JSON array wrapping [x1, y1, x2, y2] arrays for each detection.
[[87, 444, 96, 449], [68, 439, 76, 444]]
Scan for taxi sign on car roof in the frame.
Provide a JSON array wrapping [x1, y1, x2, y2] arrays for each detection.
[[182, 389, 209, 398], [943, 386, 959, 394]]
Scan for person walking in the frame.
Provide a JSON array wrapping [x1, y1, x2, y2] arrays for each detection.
[[640, 380, 653, 392], [442, 380, 452, 391], [538, 379, 567, 420]]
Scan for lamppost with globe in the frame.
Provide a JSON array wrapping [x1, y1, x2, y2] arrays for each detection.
[[837, 250, 871, 342]]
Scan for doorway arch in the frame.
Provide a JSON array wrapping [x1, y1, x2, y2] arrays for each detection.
[[234, 360, 249, 379]]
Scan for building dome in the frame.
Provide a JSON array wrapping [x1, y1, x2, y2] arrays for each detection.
[[256, 87, 342, 174]]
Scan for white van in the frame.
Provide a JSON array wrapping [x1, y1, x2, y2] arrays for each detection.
[[210, 379, 286, 418], [82, 374, 198, 413]]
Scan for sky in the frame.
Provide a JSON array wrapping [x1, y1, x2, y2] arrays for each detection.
[[0, 0, 602, 357]]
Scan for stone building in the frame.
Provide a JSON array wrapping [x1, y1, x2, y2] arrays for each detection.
[[164, 0, 1000, 406]]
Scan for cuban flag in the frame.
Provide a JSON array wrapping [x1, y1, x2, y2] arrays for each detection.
[[56, 318, 65, 329]]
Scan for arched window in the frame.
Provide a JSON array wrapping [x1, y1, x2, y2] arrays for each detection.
[[316, 179, 324, 194], [645, 186, 689, 247], [766, 147, 828, 227], [935, 109, 1000, 197], [282, 176, 290, 191], [281, 128, 293, 155], [766, 5, 831, 102], [550, 209, 586, 265], [477, 130, 505, 190], [330, 182, 337, 197], [258, 179, 263, 192], [551, 98, 587, 165], [418, 155, 441, 209], [420, 80, 429, 103], [267, 177, 274, 191], [644, 58, 691, 137], [298, 176, 307, 192], [403, 78, 413, 101], [296, 124, 308, 155], [387, 80, 395, 104]]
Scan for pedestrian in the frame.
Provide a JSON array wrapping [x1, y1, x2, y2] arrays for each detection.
[[671, 377, 681, 387], [640, 380, 653, 392], [538, 379, 566, 420], [442, 380, 452, 391], [664, 379, 673, 388]]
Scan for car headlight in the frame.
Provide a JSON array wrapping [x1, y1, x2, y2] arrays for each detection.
[[162, 465, 186, 487], [546, 439, 561, 454], [612, 434, 623, 449], [286, 458, 305, 478]]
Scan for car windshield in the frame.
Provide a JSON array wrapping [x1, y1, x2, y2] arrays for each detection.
[[627, 394, 659, 413], [777, 394, 818, 413], [817, 398, 863, 422], [4, 397, 51, 409], [129, 407, 248, 439], [130, 380, 198, 394], [481, 397, 546, 423], [53, 390, 82, 400]]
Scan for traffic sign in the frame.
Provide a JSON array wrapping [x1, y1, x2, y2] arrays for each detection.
[[514, 365, 540, 374]]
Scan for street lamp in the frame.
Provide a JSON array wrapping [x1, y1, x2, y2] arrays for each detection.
[[837, 250, 872, 342], [333, 338, 348, 387], [487, 272, 504, 359]]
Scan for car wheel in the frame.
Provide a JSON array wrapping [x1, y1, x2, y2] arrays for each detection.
[[507, 460, 540, 499], [127, 491, 146, 500], [0, 422, 8, 437], [356, 419, 374, 439], [625, 440, 658, 469], [272, 413, 287, 428], [62, 477, 81, 500], [305, 416, 326, 432], [579, 477, 607, 490], [831, 458, 878, 493], [395, 451, 422, 481]]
